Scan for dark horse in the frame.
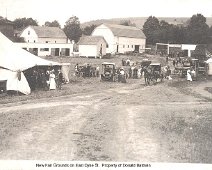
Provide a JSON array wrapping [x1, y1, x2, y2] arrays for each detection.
[[142, 66, 153, 85]]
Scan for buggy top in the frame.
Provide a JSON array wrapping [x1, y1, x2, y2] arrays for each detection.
[[150, 63, 161, 66], [102, 62, 116, 65]]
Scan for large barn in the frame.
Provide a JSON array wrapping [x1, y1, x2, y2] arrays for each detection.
[[16, 26, 73, 57], [92, 23, 146, 54], [20, 26, 67, 43]]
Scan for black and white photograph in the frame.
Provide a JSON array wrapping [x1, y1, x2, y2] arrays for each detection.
[[0, 0, 212, 169]]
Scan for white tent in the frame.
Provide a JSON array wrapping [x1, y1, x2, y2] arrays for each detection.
[[0, 32, 61, 95], [0, 68, 30, 95], [205, 58, 212, 75]]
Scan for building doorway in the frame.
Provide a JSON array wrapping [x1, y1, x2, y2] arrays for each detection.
[[51, 48, 60, 56], [134, 45, 139, 52], [65, 48, 70, 56]]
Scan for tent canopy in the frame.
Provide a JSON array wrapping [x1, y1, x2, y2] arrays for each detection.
[[206, 58, 212, 63], [0, 32, 69, 95], [0, 32, 61, 72]]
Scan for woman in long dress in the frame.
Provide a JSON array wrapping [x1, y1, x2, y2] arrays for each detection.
[[49, 71, 56, 90], [187, 69, 192, 81]]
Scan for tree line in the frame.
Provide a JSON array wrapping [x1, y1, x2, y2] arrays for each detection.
[[143, 14, 212, 45], [11, 14, 212, 44], [12, 16, 95, 43]]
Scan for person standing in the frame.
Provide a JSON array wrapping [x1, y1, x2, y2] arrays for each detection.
[[187, 68, 192, 81], [173, 59, 176, 67], [49, 70, 56, 90], [120, 68, 126, 83], [96, 65, 100, 77], [75, 63, 79, 76], [57, 69, 63, 90], [166, 55, 169, 63], [137, 66, 142, 79]]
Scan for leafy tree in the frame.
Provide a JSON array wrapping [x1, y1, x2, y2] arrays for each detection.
[[186, 14, 209, 44], [120, 20, 136, 27], [172, 26, 187, 44], [157, 20, 171, 43], [44, 20, 61, 28], [63, 16, 82, 43], [208, 26, 212, 43], [82, 24, 97, 35], [13, 17, 38, 29], [143, 16, 160, 44]]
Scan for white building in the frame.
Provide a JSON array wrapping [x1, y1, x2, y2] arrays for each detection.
[[156, 43, 196, 57], [78, 36, 107, 58], [15, 42, 73, 57], [181, 44, 197, 57], [20, 26, 67, 43], [92, 23, 146, 54], [17, 26, 73, 57]]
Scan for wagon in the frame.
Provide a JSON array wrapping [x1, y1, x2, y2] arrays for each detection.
[[148, 63, 163, 83]]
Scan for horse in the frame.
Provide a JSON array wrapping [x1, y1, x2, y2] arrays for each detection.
[[90, 66, 97, 77], [142, 66, 153, 85]]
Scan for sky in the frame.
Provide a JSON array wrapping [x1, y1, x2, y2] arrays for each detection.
[[1, 0, 212, 26]]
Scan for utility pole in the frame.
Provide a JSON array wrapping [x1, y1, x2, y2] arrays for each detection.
[[6, 8, 7, 19]]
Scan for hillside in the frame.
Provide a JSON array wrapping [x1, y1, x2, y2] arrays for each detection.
[[82, 17, 212, 29]]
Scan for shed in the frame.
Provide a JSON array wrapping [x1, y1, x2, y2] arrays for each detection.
[[78, 36, 107, 58]]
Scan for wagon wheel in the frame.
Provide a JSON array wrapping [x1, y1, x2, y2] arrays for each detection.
[[152, 77, 157, 85], [148, 76, 154, 85]]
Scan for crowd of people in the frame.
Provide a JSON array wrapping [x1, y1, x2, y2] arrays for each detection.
[[128, 64, 143, 79], [186, 67, 196, 82], [26, 67, 63, 91]]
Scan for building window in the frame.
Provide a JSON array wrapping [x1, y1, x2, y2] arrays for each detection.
[[128, 45, 129, 48], [28, 31, 30, 35], [55, 41, 56, 43], [106, 44, 109, 48], [34, 40, 36, 43], [123, 45, 125, 48], [132, 45, 134, 48], [28, 40, 29, 42], [46, 41, 49, 43], [40, 48, 49, 51]]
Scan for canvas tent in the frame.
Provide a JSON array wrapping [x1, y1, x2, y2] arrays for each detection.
[[0, 32, 66, 95], [205, 58, 212, 75]]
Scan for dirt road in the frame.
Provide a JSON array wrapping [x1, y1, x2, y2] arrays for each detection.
[[0, 79, 212, 163]]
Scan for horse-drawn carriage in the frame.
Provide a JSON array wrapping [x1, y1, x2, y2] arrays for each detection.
[[75, 64, 99, 78], [143, 63, 165, 85]]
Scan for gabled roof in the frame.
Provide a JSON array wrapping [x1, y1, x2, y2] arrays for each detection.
[[103, 23, 146, 39], [29, 26, 66, 38], [78, 36, 107, 45]]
